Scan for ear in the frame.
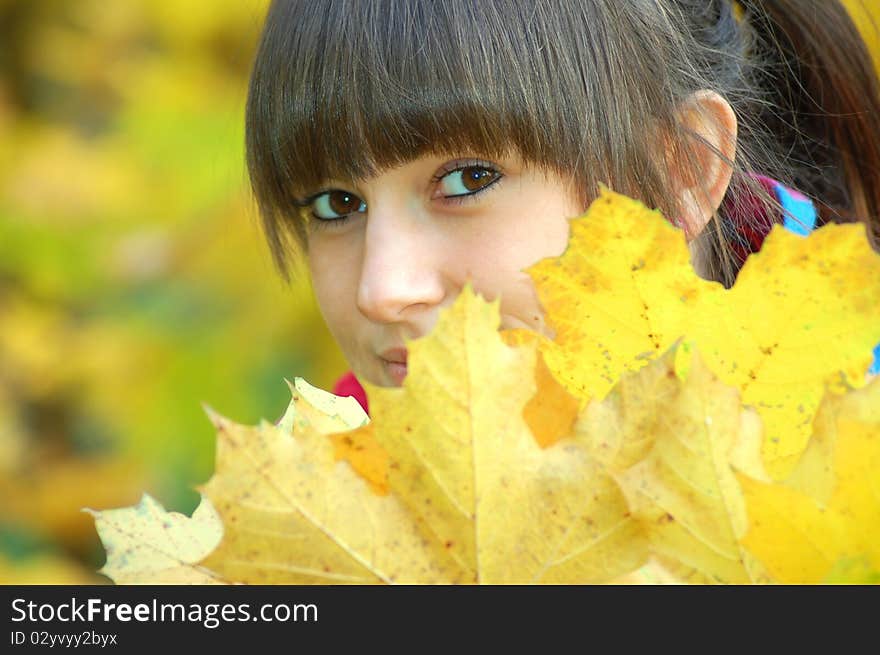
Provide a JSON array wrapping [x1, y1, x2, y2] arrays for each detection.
[[665, 90, 738, 240]]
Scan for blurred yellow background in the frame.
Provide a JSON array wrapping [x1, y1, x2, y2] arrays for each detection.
[[0, 1, 877, 585], [0, 0, 346, 583]]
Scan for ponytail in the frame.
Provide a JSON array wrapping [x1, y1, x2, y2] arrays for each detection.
[[740, 0, 880, 250]]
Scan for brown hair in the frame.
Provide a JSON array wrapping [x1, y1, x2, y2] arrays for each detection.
[[245, 0, 880, 286]]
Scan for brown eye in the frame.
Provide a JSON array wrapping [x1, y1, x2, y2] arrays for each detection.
[[328, 191, 362, 214], [438, 165, 502, 197], [311, 190, 366, 220], [462, 166, 498, 191]]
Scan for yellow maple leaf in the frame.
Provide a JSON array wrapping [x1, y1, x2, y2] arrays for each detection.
[[276, 377, 368, 435], [199, 405, 463, 584], [691, 222, 880, 478], [197, 286, 646, 584], [531, 188, 880, 479], [738, 377, 880, 583], [576, 345, 771, 583], [87, 493, 224, 584], [528, 187, 706, 401], [354, 287, 646, 583], [500, 328, 581, 449], [91, 190, 880, 586]]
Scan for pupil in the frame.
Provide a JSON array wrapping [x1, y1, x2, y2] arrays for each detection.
[[463, 167, 492, 191], [329, 191, 359, 214]]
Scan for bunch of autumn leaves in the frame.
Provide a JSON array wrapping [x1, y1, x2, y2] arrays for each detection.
[[92, 190, 880, 584]]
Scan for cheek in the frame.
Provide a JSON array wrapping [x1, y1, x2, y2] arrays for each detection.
[[475, 191, 575, 327], [307, 246, 360, 349], [438, 240, 540, 334], [473, 199, 571, 283]]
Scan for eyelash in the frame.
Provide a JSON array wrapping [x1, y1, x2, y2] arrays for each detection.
[[431, 159, 504, 201], [300, 159, 504, 231]]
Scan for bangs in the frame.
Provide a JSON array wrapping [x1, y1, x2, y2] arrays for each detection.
[[275, 2, 541, 189], [246, 0, 629, 267], [246, 0, 684, 275], [249, 0, 596, 193]]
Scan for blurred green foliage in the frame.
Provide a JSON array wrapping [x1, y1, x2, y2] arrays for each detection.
[[0, 0, 347, 582]]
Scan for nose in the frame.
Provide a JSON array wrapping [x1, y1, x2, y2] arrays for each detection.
[[355, 203, 447, 324]]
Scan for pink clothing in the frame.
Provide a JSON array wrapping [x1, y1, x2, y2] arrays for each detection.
[[332, 370, 369, 415]]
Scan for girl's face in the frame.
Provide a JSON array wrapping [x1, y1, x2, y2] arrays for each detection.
[[304, 153, 583, 387]]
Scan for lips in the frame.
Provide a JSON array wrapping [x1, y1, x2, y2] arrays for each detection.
[[380, 348, 408, 385]]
